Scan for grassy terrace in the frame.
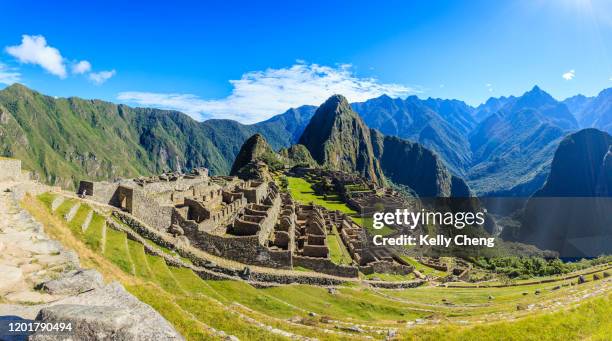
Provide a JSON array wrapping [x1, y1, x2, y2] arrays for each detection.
[[286, 176, 356, 215], [24, 192, 612, 340]]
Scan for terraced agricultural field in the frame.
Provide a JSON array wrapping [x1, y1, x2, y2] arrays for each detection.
[[24, 192, 612, 340]]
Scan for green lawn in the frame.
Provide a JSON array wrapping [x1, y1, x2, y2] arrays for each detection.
[[364, 272, 416, 281], [84, 213, 105, 251], [286, 176, 356, 214], [104, 227, 134, 275]]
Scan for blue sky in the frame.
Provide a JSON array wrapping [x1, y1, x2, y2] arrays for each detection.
[[1, 0, 612, 123]]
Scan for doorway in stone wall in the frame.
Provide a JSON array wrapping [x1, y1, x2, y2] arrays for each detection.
[[117, 186, 133, 213]]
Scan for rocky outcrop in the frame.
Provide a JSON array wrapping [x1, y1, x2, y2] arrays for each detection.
[[0, 179, 183, 340], [0, 188, 79, 304], [29, 283, 183, 340], [230, 134, 279, 181], [38, 269, 104, 296]]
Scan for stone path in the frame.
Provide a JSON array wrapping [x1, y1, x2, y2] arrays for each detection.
[[0, 181, 184, 340], [0, 185, 79, 304]]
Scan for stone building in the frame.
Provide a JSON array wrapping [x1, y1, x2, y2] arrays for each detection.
[[80, 167, 413, 278]]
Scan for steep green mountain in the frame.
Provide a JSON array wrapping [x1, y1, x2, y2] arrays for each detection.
[[563, 88, 612, 134], [352, 95, 474, 176], [467, 86, 577, 196], [229, 133, 280, 180], [300, 95, 470, 197], [516, 129, 612, 257], [278, 144, 317, 168], [0, 84, 312, 188], [299, 95, 386, 184]]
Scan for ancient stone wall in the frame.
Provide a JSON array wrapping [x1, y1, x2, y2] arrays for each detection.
[[293, 256, 358, 278], [130, 188, 174, 232], [174, 211, 292, 269], [239, 181, 268, 204], [359, 261, 413, 275], [78, 181, 120, 206], [183, 198, 210, 222]]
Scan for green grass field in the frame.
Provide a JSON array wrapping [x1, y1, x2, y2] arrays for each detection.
[[27, 192, 612, 340], [286, 176, 356, 215]]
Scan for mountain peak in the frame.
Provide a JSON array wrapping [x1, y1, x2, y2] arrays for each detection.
[[318, 94, 352, 115], [510, 85, 559, 112], [299, 95, 385, 183], [524, 85, 552, 99], [1, 83, 35, 95], [230, 133, 277, 180]]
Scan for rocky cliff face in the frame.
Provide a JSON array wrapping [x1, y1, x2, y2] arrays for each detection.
[[300, 95, 471, 197], [516, 129, 612, 257], [534, 128, 612, 197]]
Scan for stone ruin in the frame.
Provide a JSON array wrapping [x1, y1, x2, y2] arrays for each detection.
[[79, 167, 414, 279]]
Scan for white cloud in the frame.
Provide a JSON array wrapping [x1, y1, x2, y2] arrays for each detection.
[[88, 69, 116, 85], [72, 60, 91, 74], [117, 62, 417, 123], [562, 69, 575, 80], [485, 83, 493, 92], [0, 63, 21, 85], [5, 35, 67, 78]]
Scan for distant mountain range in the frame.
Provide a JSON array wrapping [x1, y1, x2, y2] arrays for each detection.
[[0, 84, 312, 188], [1, 83, 612, 197], [563, 88, 612, 134]]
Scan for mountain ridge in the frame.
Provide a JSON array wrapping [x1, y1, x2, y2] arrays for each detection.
[[300, 94, 470, 197]]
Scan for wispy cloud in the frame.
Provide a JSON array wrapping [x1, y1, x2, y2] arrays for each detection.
[[117, 62, 417, 123], [5, 34, 115, 84], [0, 63, 21, 85], [6, 35, 67, 78], [89, 69, 116, 85], [485, 83, 493, 92], [72, 60, 91, 74], [562, 69, 575, 80]]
